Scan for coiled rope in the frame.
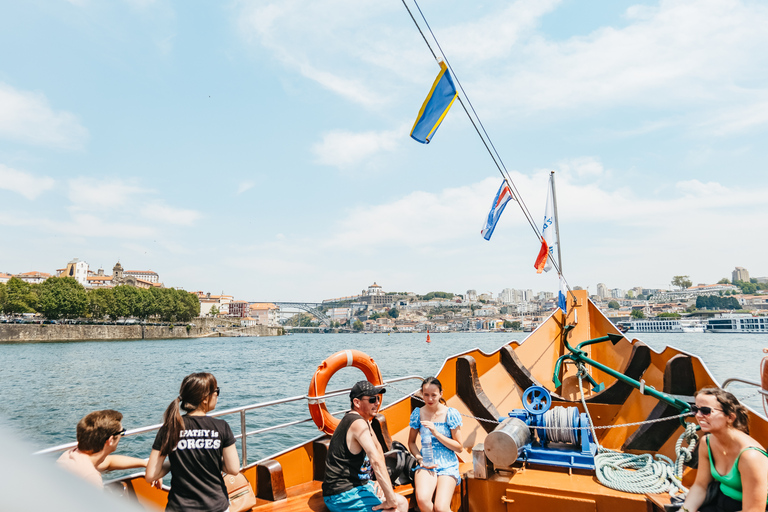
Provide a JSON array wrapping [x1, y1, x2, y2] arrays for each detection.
[[575, 365, 699, 497]]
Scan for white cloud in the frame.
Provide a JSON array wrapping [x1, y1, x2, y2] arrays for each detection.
[[140, 203, 202, 226], [313, 127, 403, 169], [481, 0, 768, 119], [237, 181, 255, 194], [0, 83, 89, 149], [67, 177, 147, 210], [0, 164, 55, 200], [239, 0, 768, 135]]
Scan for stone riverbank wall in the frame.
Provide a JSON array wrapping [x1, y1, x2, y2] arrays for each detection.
[[0, 317, 283, 343]]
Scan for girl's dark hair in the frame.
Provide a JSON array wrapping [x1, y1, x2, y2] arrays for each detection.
[[158, 373, 218, 456], [696, 387, 750, 434], [422, 377, 447, 405]]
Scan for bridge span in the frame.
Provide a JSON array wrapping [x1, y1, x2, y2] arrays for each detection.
[[248, 301, 350, 327]]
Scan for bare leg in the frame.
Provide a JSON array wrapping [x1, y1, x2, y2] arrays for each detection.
[[433, 476, 457, 512], [414, 468, 437, 512]]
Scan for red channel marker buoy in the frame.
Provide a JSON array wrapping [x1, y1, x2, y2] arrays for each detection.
[[426, 329, 431, 343]]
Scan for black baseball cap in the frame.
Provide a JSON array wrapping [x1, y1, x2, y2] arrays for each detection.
[[350, 380, 386, 400]]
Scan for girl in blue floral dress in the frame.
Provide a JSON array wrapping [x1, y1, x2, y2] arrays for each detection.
[[408, 377, 463, 512]]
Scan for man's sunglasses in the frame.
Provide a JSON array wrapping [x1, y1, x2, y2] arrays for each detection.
[[691, 405, 722, 416], [361, 396, 379, 404], [111, 428, 127, 438], [214, 387, 221, 396]]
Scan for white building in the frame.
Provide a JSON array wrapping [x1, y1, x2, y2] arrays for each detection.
[[248, 303, 280, 326], [327, 308, 352, 321], [733, 267, 750, 282], [59, 258, 90, 286], [596, 283, 609, 299], [124, 269, 160, 283], [14, 271, 51, 284]]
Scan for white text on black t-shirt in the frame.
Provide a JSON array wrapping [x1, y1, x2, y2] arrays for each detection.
[[176, 429, 222, 450]]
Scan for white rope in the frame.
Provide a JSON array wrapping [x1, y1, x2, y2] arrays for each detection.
[[574, 366, 699, 497]]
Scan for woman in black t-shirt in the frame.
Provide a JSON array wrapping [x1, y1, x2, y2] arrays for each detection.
[[146, 372, 241, 512]]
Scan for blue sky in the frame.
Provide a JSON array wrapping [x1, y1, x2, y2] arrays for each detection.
[[1, 0, 767, 302]]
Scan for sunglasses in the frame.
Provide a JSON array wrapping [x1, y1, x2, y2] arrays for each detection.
[[215, 387, 221, 396], [111, 428, 126, 438], [691, 405, 722, 416], [361, 396, 379, 404]]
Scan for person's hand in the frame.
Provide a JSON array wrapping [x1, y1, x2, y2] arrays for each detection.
[[150, 478, 163, 489], [422, 421, 437, 435], [372, 497, 399, 511]]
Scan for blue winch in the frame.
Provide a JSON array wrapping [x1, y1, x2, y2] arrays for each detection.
[[483, 386, 598, 470]]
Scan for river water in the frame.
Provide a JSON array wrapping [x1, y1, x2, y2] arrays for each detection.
[[1, 332, 767, 467]]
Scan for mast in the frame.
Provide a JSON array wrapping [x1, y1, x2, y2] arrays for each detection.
[[550, 171, 563, 274]]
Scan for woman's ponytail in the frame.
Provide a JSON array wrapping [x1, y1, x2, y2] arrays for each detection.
[[158, 373, 218, 456], [159, 397, 184, 456]]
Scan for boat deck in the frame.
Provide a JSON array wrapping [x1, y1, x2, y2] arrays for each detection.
[[248, 480, 416, 512]]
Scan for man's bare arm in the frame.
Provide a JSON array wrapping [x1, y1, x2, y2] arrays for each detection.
[[349, 420, 399, 508]]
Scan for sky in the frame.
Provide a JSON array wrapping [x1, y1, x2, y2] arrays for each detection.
[[1, 0, 767, 302]]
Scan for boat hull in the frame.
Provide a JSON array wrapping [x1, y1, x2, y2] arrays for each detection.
[[115, 290, 768, 511]]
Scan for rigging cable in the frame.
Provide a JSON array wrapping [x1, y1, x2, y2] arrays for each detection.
[[400, 0, 579, 304]]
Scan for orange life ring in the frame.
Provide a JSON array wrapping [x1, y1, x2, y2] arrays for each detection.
[[761, 349, 768, 417], [308, 350, 384, 435]]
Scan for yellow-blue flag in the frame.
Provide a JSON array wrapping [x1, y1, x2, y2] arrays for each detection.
[[410, 62, 458, 144]]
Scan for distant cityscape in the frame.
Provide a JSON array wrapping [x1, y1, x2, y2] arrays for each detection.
[[1, 258, 767, 333]]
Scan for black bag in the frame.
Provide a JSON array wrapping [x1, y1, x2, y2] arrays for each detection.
[[382, 441, 419, 486], [664, 481, 720, 512]]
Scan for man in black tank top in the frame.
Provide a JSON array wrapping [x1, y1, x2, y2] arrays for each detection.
[[322, 381, 408, 512]]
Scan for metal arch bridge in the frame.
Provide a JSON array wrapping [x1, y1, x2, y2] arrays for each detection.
[[250, 302, 333, 326]]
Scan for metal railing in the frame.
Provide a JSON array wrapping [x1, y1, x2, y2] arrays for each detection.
[[34, 375, 423, 466], [722, 377, 768, 397]]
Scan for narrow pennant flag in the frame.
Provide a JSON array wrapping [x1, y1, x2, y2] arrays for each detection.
[[410, 61, 458, 144], [481, 181, 515, 240], [534, 237, 548, 273], [558, 275, 567, 314], [541, 176, 557, 272]]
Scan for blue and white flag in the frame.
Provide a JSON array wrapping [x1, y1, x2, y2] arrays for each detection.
[[481, 181, 515, 240], [410, 61, 458, 144], [558, 275, 567, 314], [541, 174, 557, 272]]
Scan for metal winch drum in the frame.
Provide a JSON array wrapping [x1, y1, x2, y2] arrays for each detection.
[[482, 386, 598, 470], [483, 417, 531, 466]]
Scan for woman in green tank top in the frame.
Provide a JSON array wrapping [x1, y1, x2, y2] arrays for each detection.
[[681, 387, 768, 512]]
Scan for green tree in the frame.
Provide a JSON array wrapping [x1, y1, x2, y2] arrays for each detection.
[[422, 291, 454, 301], [87, 288, 114, 319], [671, 275, 692, 290], [718, 278, 730, 284], [657, 312, 681, 318], [209, 305, 220, 316], [38, 277, 88, 319], [112, 285, 141, 319], [637, 294, 646, 300], [625, 290, 635, 299], [353, 320, 364, 331], [630, 309, 646, 319], [608, 300, 620, 309], [733, 280, 757, 294], [3, 277, 38, 314], [0, 282, 6, 312], [387, 308, 399, 319]]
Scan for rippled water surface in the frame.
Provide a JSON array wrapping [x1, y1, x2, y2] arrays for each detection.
[[1, 331, 767, 467]]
